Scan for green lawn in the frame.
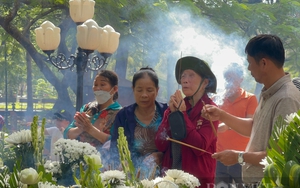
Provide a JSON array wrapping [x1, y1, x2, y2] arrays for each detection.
[[0, 102, 54, 111]]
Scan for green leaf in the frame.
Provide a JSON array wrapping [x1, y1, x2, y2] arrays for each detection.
[[37, 164, 55, 184], [261, 110, 300, 187], [263, 163, 279, 186], [289, 163, 300, 188]]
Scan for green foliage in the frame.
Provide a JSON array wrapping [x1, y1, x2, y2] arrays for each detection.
[[37, 165, 56, 185], [74, 155, 104, 188], [0, 116, 53, 187], [260, 110, 300, 188], [31, 116, 46, 167], [34, 79, 57, 100], [2, 0, 300, 109], [0, 159, 22, 188], [117, 127, 142, 187], [0, 133, 16, 171]]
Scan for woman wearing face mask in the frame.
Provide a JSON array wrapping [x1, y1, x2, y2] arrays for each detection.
[[109, 67, 168, 179], [63, 70, 122, 149]]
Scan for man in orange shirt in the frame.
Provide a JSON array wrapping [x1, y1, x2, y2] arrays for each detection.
[[215, 63, 258, 188]]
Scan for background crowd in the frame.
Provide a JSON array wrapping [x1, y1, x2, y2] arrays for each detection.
[[1, 34, 300, 188]]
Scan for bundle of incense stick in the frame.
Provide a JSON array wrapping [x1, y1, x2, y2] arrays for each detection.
[[201, 100, 217, 137], [166, 137, 212, 155]]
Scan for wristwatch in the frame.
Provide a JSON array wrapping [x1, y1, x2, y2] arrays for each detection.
[[238, 152, 245, 166]]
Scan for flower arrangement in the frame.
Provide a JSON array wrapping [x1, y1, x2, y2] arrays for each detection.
[[259, 110, 300, 188], [141, 169, 200, 188], [2, 115, 45, 170], [44, 138, 101, 186], [0, 116, 200, 188]]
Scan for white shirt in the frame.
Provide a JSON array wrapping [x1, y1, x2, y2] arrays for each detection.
[[46, 127, 63, 161]]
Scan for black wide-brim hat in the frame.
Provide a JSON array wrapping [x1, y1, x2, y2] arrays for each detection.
[[175, 56, 217, 93]]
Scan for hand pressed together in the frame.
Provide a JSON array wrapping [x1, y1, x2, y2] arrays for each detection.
[[74, 112, 94, 133], [169, 90, 186, 112]]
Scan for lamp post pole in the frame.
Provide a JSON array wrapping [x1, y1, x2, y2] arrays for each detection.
[[35, 0, 120, 111], [75, 48, 86, 111], [74, 48, 92, 111]]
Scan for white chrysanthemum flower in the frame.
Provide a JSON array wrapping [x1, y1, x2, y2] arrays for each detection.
[[140, 179, 155, 188], [158, 169, 200, 188], [44, 160, 61, 175], [38, 181, 67, 188], [44, 160, 54, 169], [156, 180, 178, 188], [5, 130, 32, 144], [54, 138, 99, 163], [285, 112, 299, 124], [153, 177, 163, 185], [260, 157, 273, 170], [100, 170, 126, 186], [185, 173, 200, 187], [153, 177, 176, 188], [165, 169, 185, 179], [163, 175, 175, 182]]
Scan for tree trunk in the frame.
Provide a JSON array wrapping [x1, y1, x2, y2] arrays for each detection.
[[25, 31, 34, 118], [26, 49, 33, 114], [114, 36, 135, 106], [115, 36, 129, 79]]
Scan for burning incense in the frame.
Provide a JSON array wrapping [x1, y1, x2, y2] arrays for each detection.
[[166, 137, 213, 155], [201, 100, 217, 137], [136, 168, 141, 179]]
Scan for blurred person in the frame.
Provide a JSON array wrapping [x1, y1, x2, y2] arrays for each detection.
[[215, 63, 258, 187], [45, 109, 72, 160], [155, 56, 219, 188], [64, 70, 122, 149], [0, 115, 4, 130], [202, 34, 300, 186], [110, 67, 168, 179]]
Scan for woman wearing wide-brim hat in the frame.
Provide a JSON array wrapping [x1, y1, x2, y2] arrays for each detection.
[[155, 56, 219, 188]]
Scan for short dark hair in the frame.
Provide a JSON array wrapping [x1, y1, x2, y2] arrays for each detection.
[[245, 34, 285, 68], [97, 70, 119, 101], [132, 66, 159, 89]]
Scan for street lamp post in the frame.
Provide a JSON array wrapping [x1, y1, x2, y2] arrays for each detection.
[[35, 0, 120, 111]]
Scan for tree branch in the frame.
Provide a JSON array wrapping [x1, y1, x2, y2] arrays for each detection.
[[23, 8, 58, 34], [5, 0, 20, 24]]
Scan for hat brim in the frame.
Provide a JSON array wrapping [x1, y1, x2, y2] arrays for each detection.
[[53, 113, 64, 120], [175, 56, 217, 93], [53, 111, 72, 122]]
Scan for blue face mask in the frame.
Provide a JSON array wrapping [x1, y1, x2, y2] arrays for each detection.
[[94, 88, 113, 104]]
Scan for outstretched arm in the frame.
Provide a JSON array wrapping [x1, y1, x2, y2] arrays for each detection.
[[202, 104, 253, 137], [212, 150, 266, 166]]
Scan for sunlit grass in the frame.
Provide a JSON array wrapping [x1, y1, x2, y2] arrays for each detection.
[[0, 102, 54, 110]]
